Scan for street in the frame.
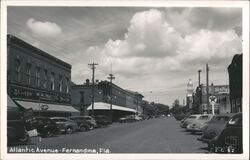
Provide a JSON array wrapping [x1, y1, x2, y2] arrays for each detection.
[[8, 117, 208, 153]]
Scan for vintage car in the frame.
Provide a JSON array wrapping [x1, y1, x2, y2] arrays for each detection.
[[50, 117, 79, 134], [30, 116, 59, 137], [186, 114, 214, 133], [119, 115, 142, 123], [208, 113, 242, 153], [69, 116, 93, 131], [93, 115, 110, 127], [180, 114, 202, 128], [81, 116, 98, 128], [198, 113, 235, 143]]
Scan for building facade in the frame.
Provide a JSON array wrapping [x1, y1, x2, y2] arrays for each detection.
[[228, 54, 242, 113], [71, 80, 144, 121], [7, 34, 79, 117], [192, 84, 230, 114]]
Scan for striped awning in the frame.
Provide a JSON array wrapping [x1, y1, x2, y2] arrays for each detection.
[[86, 102, 137, 113], [15, 100, 79, 113]]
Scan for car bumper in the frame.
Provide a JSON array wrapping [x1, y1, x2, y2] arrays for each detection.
[[186, 127, 202, 132]]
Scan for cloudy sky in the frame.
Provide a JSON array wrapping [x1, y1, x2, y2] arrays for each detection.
[[7, 7, 242, 106]]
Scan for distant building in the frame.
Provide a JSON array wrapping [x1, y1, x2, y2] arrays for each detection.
[[71, 80, 144, 121], [186, 79, 194, 109], [193, 84, 230, 114], [228, 54, 242, 113], [7, 34, 79, 117]]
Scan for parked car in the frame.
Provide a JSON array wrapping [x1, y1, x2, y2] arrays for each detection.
[[50, 117, 79, 134], [180, 114, 202, 128], [198, 113, 235, 143], [94, 115, 112, 126], [7, 107, 30, 144], [30, 116, 59, 137], [180, 113, 192, 123], [119, 115, 141, 123], [94, 115, 110, 127], [209, 113, 242, 153], [186, 114, 214, 133], [82, 116, 98, 128], [137, 114, 148, 120], [69, 116, 93, 131]]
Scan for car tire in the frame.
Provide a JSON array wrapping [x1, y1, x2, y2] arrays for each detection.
[[66, 127, 73, 134], [80, 126, 87, 132]]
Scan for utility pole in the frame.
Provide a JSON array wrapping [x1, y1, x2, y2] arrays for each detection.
[[198, 70, 201, 86], [198, 70, 202, 114], [88, 63, 98, 116], [206, 64, 210, 114], [108, 73, 115, 122]]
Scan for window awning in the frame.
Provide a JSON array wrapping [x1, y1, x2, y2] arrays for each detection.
[[7, 96, 18, 108], [86, 102, 136, 113], [15, 100, 79, 113]]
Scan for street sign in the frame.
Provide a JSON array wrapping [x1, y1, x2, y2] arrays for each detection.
[[209, 96, 217, 105], [209, 96, 217, 115]]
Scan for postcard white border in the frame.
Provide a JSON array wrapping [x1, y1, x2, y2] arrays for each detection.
[[1, 1, 249, 160]]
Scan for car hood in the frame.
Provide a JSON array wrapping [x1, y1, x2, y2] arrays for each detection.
[[203, 123, 227, 138], [191, 119, 210, 126]]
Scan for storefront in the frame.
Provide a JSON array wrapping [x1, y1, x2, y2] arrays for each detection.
[[228, 54, 242, 113], [7, 34, 79, 117], [86, 102, 137, 121]]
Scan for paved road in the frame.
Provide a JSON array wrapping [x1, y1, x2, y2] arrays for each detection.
[[8, 117, 208, 153]]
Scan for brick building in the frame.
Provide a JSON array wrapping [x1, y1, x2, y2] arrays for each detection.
[[192, 84, 230, 114], [7, 34, 79, 117], [71, 80, 144, 121], [228, 54, 242, 113]]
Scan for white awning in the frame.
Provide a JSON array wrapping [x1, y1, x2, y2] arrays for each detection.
[[15, 100, 79, 113], [7, 96, 18, 108], [86, 102, 137, 113]]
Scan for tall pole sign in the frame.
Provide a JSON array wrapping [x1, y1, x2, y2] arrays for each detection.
[[209, 96, 217, 115]]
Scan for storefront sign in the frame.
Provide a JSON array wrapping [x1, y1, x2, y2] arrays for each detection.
[[10, 84, 71, 104], [214, 86, 229, 94]]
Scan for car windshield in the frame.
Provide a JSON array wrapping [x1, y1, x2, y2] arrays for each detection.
[[198, 115, 210, 120], [212, 116, 230, 122], [189, 116, 197, 119]]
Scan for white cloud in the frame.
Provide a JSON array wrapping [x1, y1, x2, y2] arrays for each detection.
[[164, 8, 242, 35], [26, 18, 62, 36], [93, 9, 242, 78]]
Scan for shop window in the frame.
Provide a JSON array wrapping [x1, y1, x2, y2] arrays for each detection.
[[15, 59, 21, 82], [51, 72, 55, 91], [35, 67, 40, 87], [59, 74, 62, 92], [25, 63, 31, 85], [43, 69, 48, 89], [65, 77, 69, 93]]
